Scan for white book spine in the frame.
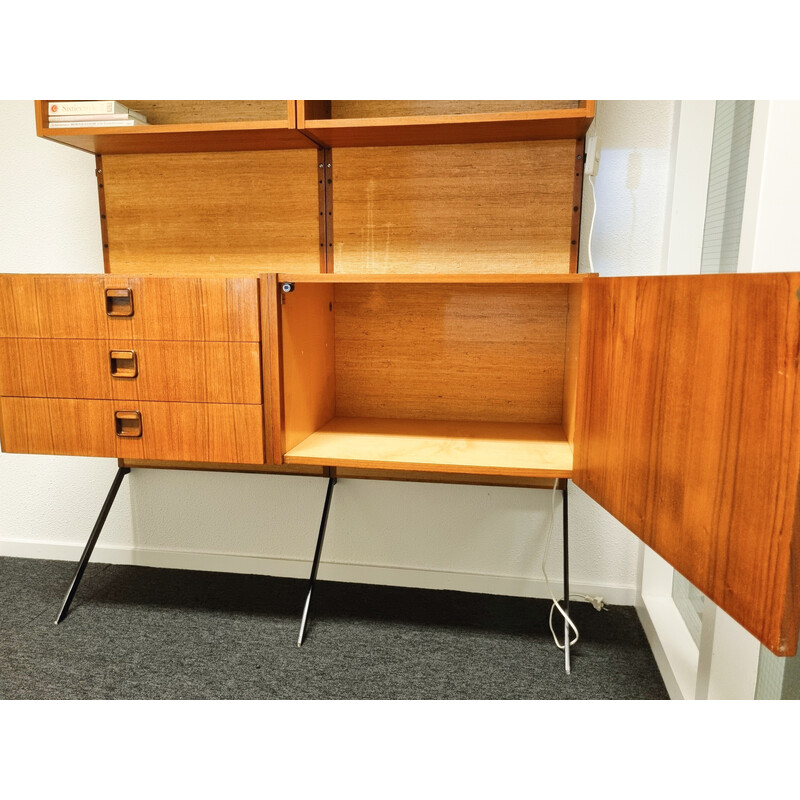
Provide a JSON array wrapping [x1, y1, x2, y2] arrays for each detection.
[[48, 110, 147, 123], [48, 101, 130, 116], [48, 119, 145, 128]]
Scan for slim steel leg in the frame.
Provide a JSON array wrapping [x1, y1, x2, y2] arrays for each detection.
[[563, 480, 571, 674], [55, 467, 130, 624], [297, 474, 337, 647]]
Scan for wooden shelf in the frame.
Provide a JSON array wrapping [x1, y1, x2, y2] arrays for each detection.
[[36, 100, 594, 155], [35, 101, 314, 155], [36, 121, 316, 156], [298, 101, 595, 148], [283, 417, 573, 477]]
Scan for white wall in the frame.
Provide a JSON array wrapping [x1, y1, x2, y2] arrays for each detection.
[[0, 100, 676, 605]]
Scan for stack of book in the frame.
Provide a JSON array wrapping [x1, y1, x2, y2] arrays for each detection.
[[47, 101, 148, 128]]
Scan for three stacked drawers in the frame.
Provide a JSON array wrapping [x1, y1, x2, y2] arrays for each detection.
[[0, 275, 265, 464]]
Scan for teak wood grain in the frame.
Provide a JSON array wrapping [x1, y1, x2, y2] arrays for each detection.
[[283, 417, 573, 477], [332, 283, 570, 423], [101, 152, 321, 274], [574, 273, 800, 656], [117, 101, 293, 125], [0, 397, 265, 464], [36, 102, 313, 155], [279, 281, 336, 454], [314, 101, 585, 119], [298, 103, 594, 148], [260, 273, 282, 465], [331, 142, 576, 274], [0, 339, 262, 404], [0, 275, 260, 341]]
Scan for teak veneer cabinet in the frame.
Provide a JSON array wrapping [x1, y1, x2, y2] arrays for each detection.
[[2, 100, 798, 658]]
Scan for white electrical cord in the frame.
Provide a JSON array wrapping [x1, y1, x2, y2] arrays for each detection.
[[540, 481, 609, 653], [586, 174, 597, 274], [541, 480, 579, 650]]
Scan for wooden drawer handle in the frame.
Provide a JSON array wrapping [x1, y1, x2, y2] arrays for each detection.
[[109, 349, 138, 379], [105, 288, 134, 317], [114, 410, 142, 438]]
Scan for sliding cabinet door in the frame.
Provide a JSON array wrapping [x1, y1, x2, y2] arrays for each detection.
[[573, 272, 800, 656]]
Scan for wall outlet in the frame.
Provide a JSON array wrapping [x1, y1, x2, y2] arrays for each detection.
[[585, 135, 600, 177]]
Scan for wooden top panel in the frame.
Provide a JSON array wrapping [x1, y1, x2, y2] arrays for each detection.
[[331, 142, 576, 275], [284, 417, 573, 477], [102, 151, 322, 275], [0, 274, 260, 341], [574, 272, 800, 656]]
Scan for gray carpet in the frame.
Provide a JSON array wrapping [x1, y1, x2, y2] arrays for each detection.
[[0, 556, 668, 699]]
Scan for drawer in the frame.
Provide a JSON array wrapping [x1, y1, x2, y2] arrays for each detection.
[[0, 397, 264, 464], [0, 274, 260, 341], [0, 339, 262, 404]]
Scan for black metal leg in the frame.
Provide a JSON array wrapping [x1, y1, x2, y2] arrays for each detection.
[[54, 467, 130, 624], [297, 474, 337, 647], [563, 479, 570, 674]]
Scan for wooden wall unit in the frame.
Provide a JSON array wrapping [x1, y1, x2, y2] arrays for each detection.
[[6, 99, 800, 657]]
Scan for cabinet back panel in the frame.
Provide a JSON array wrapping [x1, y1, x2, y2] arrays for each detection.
[[327, 101, 583, 119], [118, 101, 291, 125], [331, 142, 575, 274], [333, 283, 569, 423], [102, 151, 321, 275]]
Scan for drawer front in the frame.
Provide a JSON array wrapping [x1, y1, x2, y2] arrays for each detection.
[[0, 397, 264, 464], [0, 274, 260, 341], [0, 339, 262, 404]]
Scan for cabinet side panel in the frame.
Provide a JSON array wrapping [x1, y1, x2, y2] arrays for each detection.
[[574, 273, 800, 656], [102, 151, 321, 275], [280, 283, 336, 452], [332, 142, 575, 274], [261, 274, 283, 463], [562, 283, 582, 448]]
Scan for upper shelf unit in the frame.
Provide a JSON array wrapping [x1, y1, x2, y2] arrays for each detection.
[[296, 100, 596, 147], [36, 100, 596, 155], [35, 100, 315, 154]]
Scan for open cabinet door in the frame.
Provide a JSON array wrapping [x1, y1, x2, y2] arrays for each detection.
[[573, 273, 800, 656]]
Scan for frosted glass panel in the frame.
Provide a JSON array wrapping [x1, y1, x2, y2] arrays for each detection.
[[700, 100, 754, 273], [672, 572, 704, 647]]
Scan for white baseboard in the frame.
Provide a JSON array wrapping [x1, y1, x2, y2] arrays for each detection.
[[0, 537, 637, 606]]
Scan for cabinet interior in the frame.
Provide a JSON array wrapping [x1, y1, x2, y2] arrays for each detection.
[[277, 276, 584, 476], [116, 101, 292, 125], [308, 100, 585, 120]]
